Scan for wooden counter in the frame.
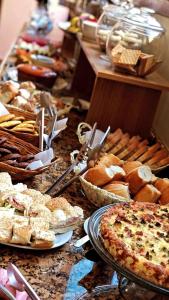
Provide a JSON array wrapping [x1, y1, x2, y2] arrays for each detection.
[[72, 35, 169, 138]]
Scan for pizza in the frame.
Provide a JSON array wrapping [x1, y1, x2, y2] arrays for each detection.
[[100, 202, 169, 288]]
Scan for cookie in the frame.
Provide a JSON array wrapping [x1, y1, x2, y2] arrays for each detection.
[[0, 120, 21, 128], [0, 114, 15, 124]]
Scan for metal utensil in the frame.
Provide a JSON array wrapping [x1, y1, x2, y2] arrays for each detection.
[[51, 126, 111, 196], [37, 108, 45, 152], [7, 263, 40, 300], [45, 122, 97, 195], [0, 284, 16, 300], [74, 235, 90, 248], [46, 113, 57, 149], [39, 92, 55, 117]]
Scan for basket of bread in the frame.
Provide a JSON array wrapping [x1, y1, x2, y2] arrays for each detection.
[[0, 172, 83, 249], [0, 80, 72, 116], [0, 131, 56, 180], [80, 152, 169, 207]]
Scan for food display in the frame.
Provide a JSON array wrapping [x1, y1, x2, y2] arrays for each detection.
[[0, 136, 34, 168], [17, 64, 57, 89], [82, 150, 169, 206], [0, 113, 38, 135], [100, 202, 169, 288], [110, 44, 160, 76], [102, 128, 169, 171], [106, 15, 165, 76], [0, 172, 83, 248], [0, 80, 70, 115]]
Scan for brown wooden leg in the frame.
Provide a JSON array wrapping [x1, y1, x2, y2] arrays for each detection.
[[71, 47, 95, 100], [86, 77, 161, 138]]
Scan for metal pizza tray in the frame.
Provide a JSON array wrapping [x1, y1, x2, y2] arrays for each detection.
[[87, 205, 169, 297]]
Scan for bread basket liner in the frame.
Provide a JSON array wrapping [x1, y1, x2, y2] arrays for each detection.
[[0, 130, 57, 180], [80, 173, 130, 207]]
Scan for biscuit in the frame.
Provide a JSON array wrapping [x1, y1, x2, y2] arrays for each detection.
[[0, 120, 21, 128], [119, 49, 141, 66], [0, 114, 15, 124]]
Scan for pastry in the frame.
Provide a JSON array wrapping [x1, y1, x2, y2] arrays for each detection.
[[85, 165, 126, 187], [98, 154, 123, 167], [159, 188, 169, 205], [103, 182, 130, 200], [0, 120, 21, 128], [0, 114, 15, 123], [17, 64, 57, 89], [123, 161, 142, 175], [154, 178, 169, 193], [30, 217, 49, 231], [0, 81, 19, 104], [134, 184, 161, 203], [126, 166, 153, 194]]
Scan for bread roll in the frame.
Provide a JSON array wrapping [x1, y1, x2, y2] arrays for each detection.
[[103, 128, 123, 152], [134, 184, 161, 203], [154, 178, 169, 193], [123, 161, 142, 175], [103, 182, 130, 200], [126, 166, 153, 194], [85, 165, 125, 187], [0, 81, 19, 104], [98, 154, 122, 167], [137, 143, 161, 163], [159, 187, 169, 205]]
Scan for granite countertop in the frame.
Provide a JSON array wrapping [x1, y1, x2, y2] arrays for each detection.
[[0, 110, 116, 300]]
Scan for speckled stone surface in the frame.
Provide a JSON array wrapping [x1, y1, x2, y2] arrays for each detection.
[[0, 110, 115, 300]]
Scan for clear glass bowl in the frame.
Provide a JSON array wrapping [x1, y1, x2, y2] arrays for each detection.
[[106, 13, 165, 76], [96, 5, 127, 51]]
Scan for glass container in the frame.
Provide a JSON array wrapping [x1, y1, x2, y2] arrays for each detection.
[[106, 13, 166, 76], [96, 5, 127, 51]]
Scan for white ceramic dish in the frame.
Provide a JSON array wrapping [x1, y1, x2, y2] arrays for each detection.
[[83, 217, 90, 234], [0, 231, 73, 251]]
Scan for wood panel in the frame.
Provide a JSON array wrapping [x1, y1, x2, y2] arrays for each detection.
[[86, 77, 161, 138]]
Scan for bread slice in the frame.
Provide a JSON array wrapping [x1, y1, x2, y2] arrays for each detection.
[[98, 154, 123, 168], [30, 217, 49, 231], [126, 166, 153, 194], [103, 182, 130, 200], [159, 187, 169, 205], [31, 230, 55, 248], [123, 161, 142, 176], [85, 165, 125, 187], [11, 225, 32, 245], [134, 184, 161, 203], [154, 178, 169, 193]]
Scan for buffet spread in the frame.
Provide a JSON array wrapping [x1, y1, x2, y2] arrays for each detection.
[[0, 1, 168, 299]]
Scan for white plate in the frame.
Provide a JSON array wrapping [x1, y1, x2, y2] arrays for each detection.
[[1, 231, 73, 251], [83, 217, 90, 235]]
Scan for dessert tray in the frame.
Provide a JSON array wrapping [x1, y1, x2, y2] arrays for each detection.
[[87, 205, 169, 297]]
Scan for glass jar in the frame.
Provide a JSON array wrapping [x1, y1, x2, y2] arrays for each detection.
[[96, 5, 127, 51], [106, 14, 165, 76]]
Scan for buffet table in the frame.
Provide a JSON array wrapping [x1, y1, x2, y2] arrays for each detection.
[[72, 35, 169, 138]]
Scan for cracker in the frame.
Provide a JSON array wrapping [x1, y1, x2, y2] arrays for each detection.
[[0, 114, 15, 124], [119, 49, 141, 66], [0, 120, 21, 128]]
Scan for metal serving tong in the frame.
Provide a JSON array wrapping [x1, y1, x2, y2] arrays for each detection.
[[7, 263, 40, 300], [36, 108, 45, 152], [45, 123, 111, 196], [45, 113, 58, 150]]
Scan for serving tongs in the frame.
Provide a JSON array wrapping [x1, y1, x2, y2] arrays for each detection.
[[7, 263, 40, 300], [36, 108, 45, 151], [39, 91, 56, 117], [45, 124, 111, 196], [45, 113, 58, 150]]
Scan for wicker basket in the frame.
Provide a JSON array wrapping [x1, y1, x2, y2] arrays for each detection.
[[3, 105, 46, 147], [0, 130, 57, 180], [80, 173, 130, 207]]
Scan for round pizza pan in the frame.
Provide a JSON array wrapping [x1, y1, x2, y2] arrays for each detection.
[[88, 205, 169, 297]]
